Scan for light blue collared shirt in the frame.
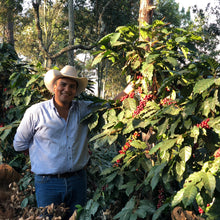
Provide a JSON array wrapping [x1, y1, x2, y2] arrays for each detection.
[[13, 98, 92, 175]]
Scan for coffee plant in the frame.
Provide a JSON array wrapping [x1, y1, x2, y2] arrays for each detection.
[[80, 20, 220, 219], [0, 43, 50, 211], [1, 18, 220, 219]]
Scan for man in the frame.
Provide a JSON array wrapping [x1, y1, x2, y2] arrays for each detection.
[[13, 65, 133, 219]]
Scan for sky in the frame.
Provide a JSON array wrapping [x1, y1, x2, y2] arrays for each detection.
[[175, 0, 218, 9], [175, 0, 218, 10], [175, 0, 219, 23]]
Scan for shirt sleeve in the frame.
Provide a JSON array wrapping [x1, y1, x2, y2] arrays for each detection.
[[13, 107, 36, 152]]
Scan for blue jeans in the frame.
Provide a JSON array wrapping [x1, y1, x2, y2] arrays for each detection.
[[34, 169, 87, 219]]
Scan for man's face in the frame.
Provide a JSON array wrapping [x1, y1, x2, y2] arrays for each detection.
[[53, 77, 78, 105]]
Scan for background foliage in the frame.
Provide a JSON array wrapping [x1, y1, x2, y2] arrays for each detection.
[[79, 20, 220, 219]]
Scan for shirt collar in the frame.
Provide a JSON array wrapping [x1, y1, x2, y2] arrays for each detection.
[[50, 97, 78, 111]]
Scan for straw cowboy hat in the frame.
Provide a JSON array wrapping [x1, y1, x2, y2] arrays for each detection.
[[44, 65, 88, 96]]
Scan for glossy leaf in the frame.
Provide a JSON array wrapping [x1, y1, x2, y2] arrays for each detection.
[[193, 78, 215, 94], [179, 146, 192, 162], [171, 188, 184, 207], [182, 185, 198, 207], [149, 138, 177, 154], [202, 172, 216, 197]]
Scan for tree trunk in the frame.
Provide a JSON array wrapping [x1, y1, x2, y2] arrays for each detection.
[[68, 0, 75, 66], [139, 0, 154, 26], [139, 0, 155, 43], [5, 10, 14, 47]]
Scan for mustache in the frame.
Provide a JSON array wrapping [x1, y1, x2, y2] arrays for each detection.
[[61, 92, 72, 95]]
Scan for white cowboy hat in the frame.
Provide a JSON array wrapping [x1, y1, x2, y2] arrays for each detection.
[[44, 65, 88, 96]]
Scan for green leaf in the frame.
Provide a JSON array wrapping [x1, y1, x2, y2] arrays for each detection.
[[113, 197, 135, 220], [0, 126, 12, 141], [185, 171, 202, 185], [134, 208, 146, 218], [89, 130, 109, 142], [208, 117, 220, 134], [190, 126, 200, 142], [175, 161, 185, 181], [93, 135, 109, 149], [160, 150, 170, 162], [123, 98, 138, 111], [152, 203, 169, 220], [179, 146, 192, 162], [150, 162, 167, 190], [118, 111, 125, 121], [120, 180, 137, 196], [111, 41, 126, 47], [166, 57, 178, 67], [92, 52, 105, 66], [24, 94, 32, 106], [182, 185, 198, 207], [151, 174, 160, 191], [10, 73, 20, 88], [124, 109, 133, 119], [171, 188, 184, 207], [88, 113, 99, 131], [129, 214, 137, 220], [106, 172, 118, 183], [103, 122, 115, 130], [157, 118, 169, 136], [0, 151, 2, 164], [181, 46, 188, 59], [140, 63, 154, 81], [132, 60, 141, 70], [98, 32, 114, 45], [26, 75, 39, 87], [209, 157, 220, 175], [138, 200, 156, 214], [215, 78, 220, 85], [149, 138, 177, 154], [191, 34, 203, 41], [145, 54, 160, 63], [112, 154, 125, 163], [101, 167, 115, 176], [201, 172, 216, 197], [123, 120, 135, 134], [107, 134, 118, 145], [170, 117, 181, 136], [114, 121, 124, 130], [108, 108, 118, 123], [110, 33, 121, 45], [140, 29, 150, 42], [175, 36, 186, 43], [193, 78, 215, 94], [162, 105, 181, 116], [202, 97, 217, 117], [183, 101, 197, 119], [130, 140, 147, 149], [21, 198, 29, 208], [90, 201, 100, 215]]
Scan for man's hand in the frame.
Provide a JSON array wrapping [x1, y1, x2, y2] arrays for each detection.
[[113, 81, 135, 101]]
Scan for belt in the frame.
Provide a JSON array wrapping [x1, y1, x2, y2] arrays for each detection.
[[39, 169, 82, 178]]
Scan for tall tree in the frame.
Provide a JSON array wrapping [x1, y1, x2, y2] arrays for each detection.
[[153, 0, 191, 27], [139, 0, 154, 26], [68, 0, 75, 66], [0, 0, 23, 48], [192, 1, 220, 60]]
